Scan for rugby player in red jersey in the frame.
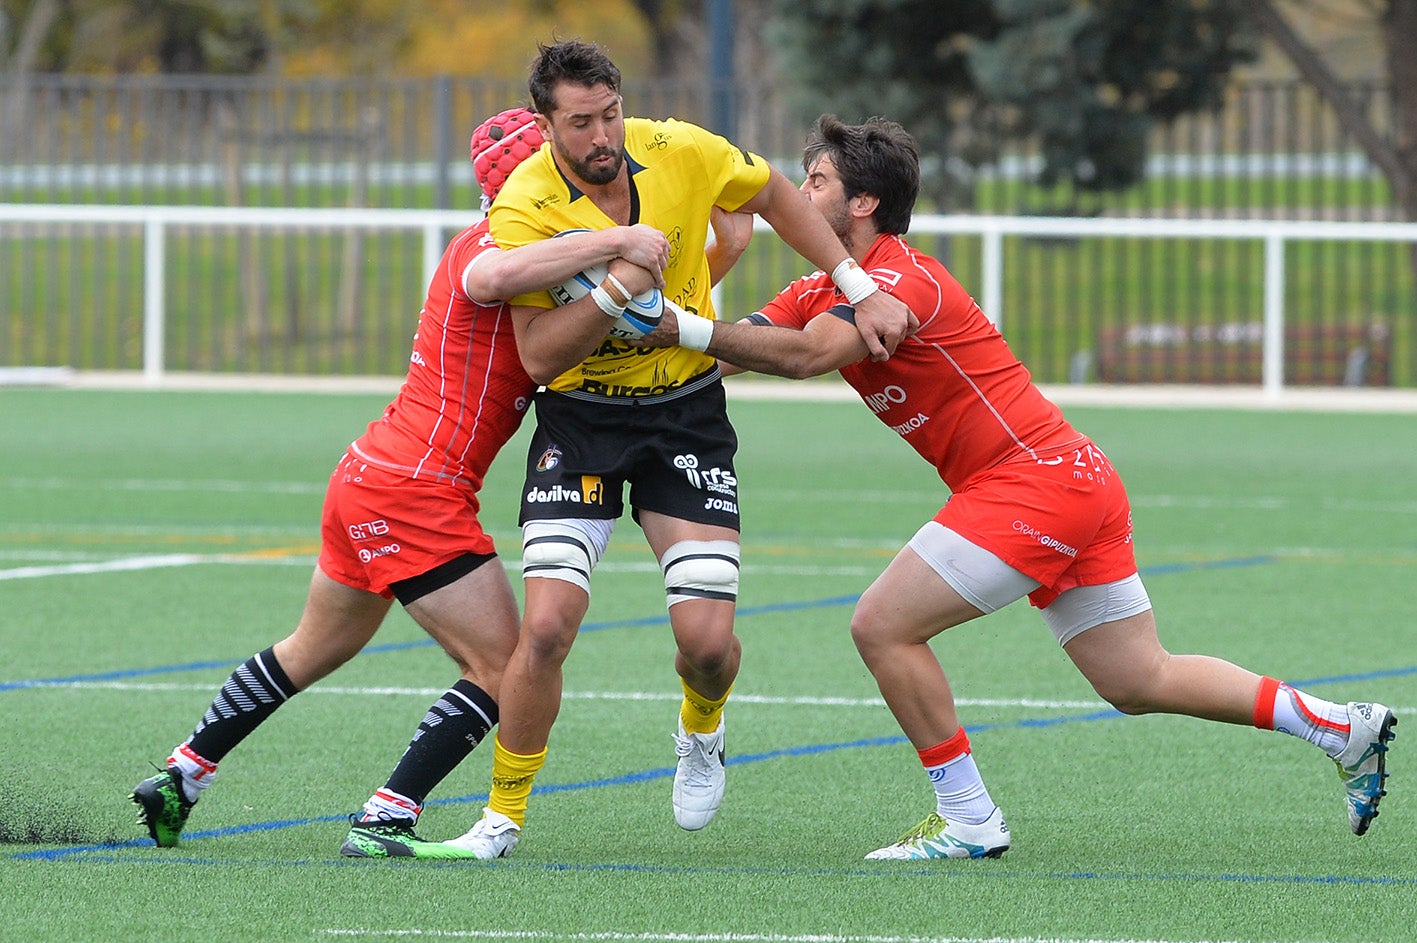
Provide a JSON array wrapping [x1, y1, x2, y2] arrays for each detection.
[[129, 109, 675, 859], [642, 114, 1396, 858]]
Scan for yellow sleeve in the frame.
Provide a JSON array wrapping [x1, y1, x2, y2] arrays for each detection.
[[488, 155, 561, 310], [684, 121, 771, 212]]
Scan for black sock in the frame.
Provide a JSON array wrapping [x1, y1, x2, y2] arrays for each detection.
[[186, 647, 297, 763], [381, 679, 498, 806]]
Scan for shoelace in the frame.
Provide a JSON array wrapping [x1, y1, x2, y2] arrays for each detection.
[[673, 733, 721, 785], [894, 813, 946, 843]]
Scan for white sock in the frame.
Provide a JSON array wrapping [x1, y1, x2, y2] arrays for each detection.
[[1272, 683, 1350, 756], [167, 743, 218, 803], [359, 788, 421, 824], [926, 751, 996, 826]]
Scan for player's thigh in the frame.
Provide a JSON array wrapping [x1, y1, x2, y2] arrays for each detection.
[[853, 546, 984, 647], [855, 523, 1039, 646], [638, 509, 738, 559], [1061, 608, 1165, 701], [640, 510, 740, 653], [403, 556, 520, 677], [277, 566, 394, 688]]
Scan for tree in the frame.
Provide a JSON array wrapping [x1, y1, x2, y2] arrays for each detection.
[[769, 0, 1257, 211], [1246, 0, 1417, 222], [0, 0, 309, 74]]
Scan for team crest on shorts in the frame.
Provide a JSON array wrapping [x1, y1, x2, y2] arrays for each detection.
[[535, 446, 562, 472]]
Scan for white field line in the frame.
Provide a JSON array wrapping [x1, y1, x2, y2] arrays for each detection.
[[8, 542, 1414, 583], [8, 476, 1417, 517], [0, 553, 886, 581], [0, 553, 322, 580], [317, 929, 1284, 943], [10, 472, 1417, 515], [31, 680, 1416, 717], [34, 679, 1105, 711], [6, 476, 324, 495], [54, 369, 1417, 413]]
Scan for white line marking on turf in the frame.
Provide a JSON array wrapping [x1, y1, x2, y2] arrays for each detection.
[[33, 680, 1109, 711], [0, 554, 878, 581], [9, 473, 1417, 515], [0, 553, 211, 579], [0, 553, 319, 580], [318, 930, 1277, 943], [7, 476, 324, 495]]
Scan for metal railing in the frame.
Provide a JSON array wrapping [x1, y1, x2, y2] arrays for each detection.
[[3, 203, 1412, 392]]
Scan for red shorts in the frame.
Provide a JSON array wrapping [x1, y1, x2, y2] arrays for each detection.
[[317, 451, 497, 599], [935, 440, 1138, 610]]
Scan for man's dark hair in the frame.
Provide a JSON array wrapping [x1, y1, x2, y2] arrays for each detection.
[[802, 115, 920, 235], [528, 40, 623, 116]]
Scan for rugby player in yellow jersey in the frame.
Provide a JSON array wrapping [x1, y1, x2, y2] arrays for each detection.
[[423, 40, 913, 859]]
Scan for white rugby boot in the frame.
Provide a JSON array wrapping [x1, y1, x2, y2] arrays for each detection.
[[672, 717, 726, 830]]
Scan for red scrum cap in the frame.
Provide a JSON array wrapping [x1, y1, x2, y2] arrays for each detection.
[[470, 107, 544, 205]]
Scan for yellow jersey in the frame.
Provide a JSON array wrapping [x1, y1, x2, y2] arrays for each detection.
[[490, 116, 770, 399]]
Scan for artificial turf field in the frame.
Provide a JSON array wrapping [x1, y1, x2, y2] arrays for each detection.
[[2, 382, 1414, 942]]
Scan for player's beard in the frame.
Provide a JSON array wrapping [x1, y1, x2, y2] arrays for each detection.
[[561, 142, 624, 186], [821, 198, 853, 240]]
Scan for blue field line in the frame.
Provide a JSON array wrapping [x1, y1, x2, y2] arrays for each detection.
[[0, 553, 1276, 691], [10, 693, 1409, 869], [13, 847, 1417, 887], [6, 552, 1414, 879], [0, 595, 866, 692]]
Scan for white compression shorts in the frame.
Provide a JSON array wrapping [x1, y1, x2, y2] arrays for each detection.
[[907, 521, 1152, 646]]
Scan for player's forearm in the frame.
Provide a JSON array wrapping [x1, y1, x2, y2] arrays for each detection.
[[700, 320, 845, 380], [468, 230, 627, 302], [748, 171, 850, 275], [512, 302, 614, 384]]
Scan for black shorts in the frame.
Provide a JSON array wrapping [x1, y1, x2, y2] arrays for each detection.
[[519, 374, 740, 530]]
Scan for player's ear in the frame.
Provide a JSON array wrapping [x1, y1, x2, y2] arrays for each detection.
[[851, 193, 879, 219]]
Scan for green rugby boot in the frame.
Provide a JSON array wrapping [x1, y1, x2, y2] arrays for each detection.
[[339, 817, 486, 860], [130, 767, 195, 847]]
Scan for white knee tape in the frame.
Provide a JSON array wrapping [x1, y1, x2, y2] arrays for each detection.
[[660, 539, 740, 608], [521, 519, 613, 593]]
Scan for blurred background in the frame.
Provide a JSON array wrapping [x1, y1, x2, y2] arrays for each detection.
[[1, 0, 1412, 387]]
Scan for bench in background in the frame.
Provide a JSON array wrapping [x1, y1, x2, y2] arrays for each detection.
[[1083, 320, 1392, 386]]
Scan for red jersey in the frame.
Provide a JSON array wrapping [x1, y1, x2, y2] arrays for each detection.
[[754, 233, 1083, 489], [350, 219, 535, 490]]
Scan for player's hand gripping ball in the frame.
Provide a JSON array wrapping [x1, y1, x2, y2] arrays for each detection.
[[548, 229, 664, 339]]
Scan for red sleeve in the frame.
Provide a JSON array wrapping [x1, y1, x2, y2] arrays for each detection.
[[754, 271, 837, 329]]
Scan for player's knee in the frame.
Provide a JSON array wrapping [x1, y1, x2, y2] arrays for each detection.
[[848, 610, 880, 660], [1087, 669, 1160, 715], [676, 628, 740, 678], [659, 539, 740, 609], [848, 593, 903, 664], [518, 608, 579, 666]]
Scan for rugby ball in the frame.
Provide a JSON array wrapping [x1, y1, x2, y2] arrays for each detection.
[[549, 230, 664, 339]]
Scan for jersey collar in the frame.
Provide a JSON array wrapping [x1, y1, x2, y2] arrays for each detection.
[[556, 153, 647, 225]]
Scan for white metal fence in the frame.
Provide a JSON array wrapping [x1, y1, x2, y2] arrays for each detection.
[[2, 203, 1414, 395]]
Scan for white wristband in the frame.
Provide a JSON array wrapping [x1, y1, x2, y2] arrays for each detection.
[[590, 283, 626, 319], [676, 311, 715, 352], [832, 259, 878, 304]]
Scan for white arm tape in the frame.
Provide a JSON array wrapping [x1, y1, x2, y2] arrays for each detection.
[[831, 259, 878, 304], [675, 307, 715, 352], [603, 272, 632, 307], [590, 283, 626, 319]]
